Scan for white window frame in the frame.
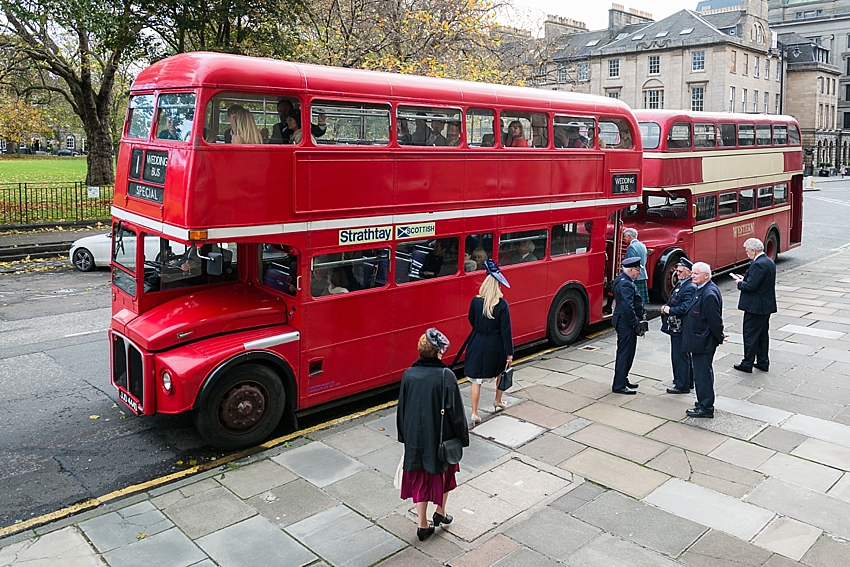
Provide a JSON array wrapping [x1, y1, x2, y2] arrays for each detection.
[[691, 87, 704, 112], [609, 59, 620, 79], [65, 136, 75, 150], [692, 50, 705, 71]]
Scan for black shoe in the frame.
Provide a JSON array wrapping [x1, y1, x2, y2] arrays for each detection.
[[733, 364, 753, 373], [433, 512, 453, 527], [686, 408, 714, 418], [417, 526, 435, 541], [666, 388, 690, 394], [754, 364, 769, 372], [626, 382, 639, 389], [612, 387, 637, 395]]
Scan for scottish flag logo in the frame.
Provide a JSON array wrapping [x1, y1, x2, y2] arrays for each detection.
[[395, 222, 435, 240]]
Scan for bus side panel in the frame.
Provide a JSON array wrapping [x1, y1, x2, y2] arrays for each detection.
[[784, 151, 803, 173], [551, 157, 601, 198], [790, 175, 803, 245], [395, 155, 466, 208], [499, 155, 552, 200], [716, 220, 739, 268], [661, 157, 702, 188], [693, 226, 717, 271], [501, 262, 549, 344], [299, 153, 394, 213], [464, 157, 500, 204]]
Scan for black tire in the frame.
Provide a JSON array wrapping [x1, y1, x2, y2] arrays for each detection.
[[194, 363, 285, 450], [73, 248, 95, 272], [547, 288, 586, 346], [657, 254, 684, 303], [764, 231, 779, 262]]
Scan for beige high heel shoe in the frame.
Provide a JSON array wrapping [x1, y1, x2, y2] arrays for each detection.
[[470, 413, 481, 426], [493, 400, 507, 412]]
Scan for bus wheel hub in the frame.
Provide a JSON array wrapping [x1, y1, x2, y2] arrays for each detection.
[[220, 384, 265, 430]]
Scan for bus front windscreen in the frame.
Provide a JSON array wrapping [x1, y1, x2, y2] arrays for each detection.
[[639, 122, 661, 149], [142, 236, 238, 293]]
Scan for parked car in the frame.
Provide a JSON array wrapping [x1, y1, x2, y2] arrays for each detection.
[[70, 232, 177, 271], [56, 148, 80, 157]]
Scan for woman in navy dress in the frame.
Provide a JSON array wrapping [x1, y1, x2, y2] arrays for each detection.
[[465, 259, 514, 425]]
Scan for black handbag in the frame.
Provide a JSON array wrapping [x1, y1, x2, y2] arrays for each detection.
[[498, 365, 513, 391], [437, 369, 463, 466]]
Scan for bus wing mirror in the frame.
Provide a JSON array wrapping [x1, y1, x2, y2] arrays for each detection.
[[206, 252, 223, 275]]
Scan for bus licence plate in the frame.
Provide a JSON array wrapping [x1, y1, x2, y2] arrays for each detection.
[[118, 389, 142, 415]]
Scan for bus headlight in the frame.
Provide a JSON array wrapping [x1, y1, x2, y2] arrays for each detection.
[[162, 371, 173, 394]]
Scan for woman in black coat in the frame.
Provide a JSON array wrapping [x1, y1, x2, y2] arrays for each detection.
[[465, 259, 514, 425], [397, 329, 469, 541]]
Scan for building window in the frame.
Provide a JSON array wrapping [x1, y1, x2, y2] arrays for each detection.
[[847, 33, 850, 49], [609, 59, 620, 78], [558, 66, 567, 83], [844, 112, 850, 129], [846, 84, 850, 101], [730, 87, 736, 112], [66, 136, 75, 150], [754, 56, 760, 77], [818, 104, 823, 128], [742, 88, 747, 113], [648, 55, 660, 75], [731, 50, 737, 73], [644, 89, 664, 109], [607, 90, 620, 99], [692, 50, 705, 71], [765, 58, 770, 79], [691, 87, 704, 112], [743, 53, 749, 75], [777, 61, 781, 81], [579, 63, 589, 81], [819, 77, 824, 93], [764, 91, 769, 114], [753, 90, 758, 113], [775, 93, 780, 115]]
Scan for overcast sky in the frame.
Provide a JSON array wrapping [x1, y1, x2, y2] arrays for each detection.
[[509, 0, 699, 32]]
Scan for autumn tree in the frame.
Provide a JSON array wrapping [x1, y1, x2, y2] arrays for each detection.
[[0, 92, 52, 149]]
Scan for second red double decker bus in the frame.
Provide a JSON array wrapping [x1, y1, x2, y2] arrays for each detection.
[[110, 53, 642, 448]]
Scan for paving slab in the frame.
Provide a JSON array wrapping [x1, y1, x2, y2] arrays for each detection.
[[751, 516, 821, 561], [496, 546, 560, 567], [372, 547, 443, 567], [196, 515, 316, 567], [471, 415, 545, 448], [748, 391, 844, 421], [574, 402, 666, 436], [678, 529, 773, 567], [468, 458, 569, 508], [79, 501, 172, 553], [359, 441, 404, 478], [708, 438, 776, 471], [534, 370, 580, 388], [516, 432, 585, 466], [646, 447, 692, 479], [623, 394, 695, 421], [433, 484, 522, 542], [0, 527, 103, 567], [321, 425, 398, 458], [751, 426, 810, 454], [686, 452, 766, 499], [800, 533, 850, 567], [459, 435, 510, 471], [550, 417, 593, 438], [826, 473, 850, 503], [515, 385, 595, 413], [746, 477, 850, 540], [102, 528, 206, 567], [365, 414, 398, 439], [373, 513, 462, 564], [559, 448, 669, 499], [272, 442, 367, 487], [504, 506, 600, 561], [504, 401, 574, 429], [216, 459, 297, 499], [648, 421, 727, 455], [558, 377, 615, 399], [324, 470, 401, 520], [568, 423, 666, 464], [567, 363, 618, 384], [247, 478, 339, 528], [781, 414, 850, 449], [644, 478, 775, 541], [714, 397, 794, 425], [532, 357, 586, 374], [286, 506, 404, 567], [684, 411, 768, 440], [756, 452, 843, 493], [445, 533, 520, 567], [564, 532, 683, 567], [572, 490, 706, 557], [777, 325, 845, 340], [548, 482, 608, 514], [158, 487, 257, 539]]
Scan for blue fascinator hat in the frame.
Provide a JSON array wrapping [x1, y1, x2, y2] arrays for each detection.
[[483, 258, 510, 288]]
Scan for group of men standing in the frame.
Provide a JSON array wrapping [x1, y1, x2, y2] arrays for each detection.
[[611, 233, 777, 420]]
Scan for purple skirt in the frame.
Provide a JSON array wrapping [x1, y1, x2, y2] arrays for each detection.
[[400, 464, 459, 504]]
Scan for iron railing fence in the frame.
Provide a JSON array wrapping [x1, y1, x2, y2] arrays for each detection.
[[0, 182, 113, 225]]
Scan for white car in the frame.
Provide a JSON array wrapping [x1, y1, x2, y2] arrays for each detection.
[[69, 233, 166, 272]]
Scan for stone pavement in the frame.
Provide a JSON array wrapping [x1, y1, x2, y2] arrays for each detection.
[[3, 252, 850, 566]]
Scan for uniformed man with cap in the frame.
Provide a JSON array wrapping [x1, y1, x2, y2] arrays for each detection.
[[661, 258, 697, 394], [611, 256, 645, 394]]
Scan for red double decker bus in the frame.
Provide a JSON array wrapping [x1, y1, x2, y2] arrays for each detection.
[[109, 53, 642, 448], [621, 110, 803, 300]]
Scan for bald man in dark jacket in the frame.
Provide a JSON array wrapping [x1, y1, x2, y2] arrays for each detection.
[[732, 238, 777, 373]]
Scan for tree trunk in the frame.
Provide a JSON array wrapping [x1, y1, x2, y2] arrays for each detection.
[[84, 118, 115, 186]]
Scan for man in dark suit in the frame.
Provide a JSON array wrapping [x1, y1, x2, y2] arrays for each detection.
[[611, 256, 645, 395], [732, 238, 777, 373], [682, 262, 725, 418], [661, 258, 697, 394]]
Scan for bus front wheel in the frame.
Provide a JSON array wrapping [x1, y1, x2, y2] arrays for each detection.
[[547, 289, 585, 346], [658, 254, 684, 303], [765, 232, 779, 261], [194, 364, 286, 450]]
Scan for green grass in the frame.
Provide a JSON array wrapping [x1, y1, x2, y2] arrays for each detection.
[[0, 156, 88, 184]]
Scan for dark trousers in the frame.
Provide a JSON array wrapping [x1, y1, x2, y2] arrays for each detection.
[[692, 349, 716, 413], [742, 312, 770, 368], [670, 333, 693, 391], [613, 319, 637, 390]]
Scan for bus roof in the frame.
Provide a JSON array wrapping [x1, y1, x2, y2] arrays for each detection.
[[132, 52, 635, 117], [633, 109, 799, 127]]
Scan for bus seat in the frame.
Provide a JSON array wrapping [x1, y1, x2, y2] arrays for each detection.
[[375, 259, 389, 286], [409, 249, 428, 279], [263, 266, 292, 293], [361, 263, 376, 287]]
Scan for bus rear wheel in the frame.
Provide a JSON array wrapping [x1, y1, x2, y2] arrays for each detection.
[[194, 364, 285, 450], [547, 289, 585, 346], [764, 232, 779, 261]]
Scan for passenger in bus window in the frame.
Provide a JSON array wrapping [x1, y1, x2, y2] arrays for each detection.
[[398, 119, 413, 144], [427, 118, 447, 146], [445, 123, 461, 146], [271, 99, 327, 144], [231, 107, 263, 145], [223, 104, 244, 143], [420, 240, 446, 277], [518, 240, 537, 262], [471, 247, 488, 270], [158, 115, 180, 140], [563, 123, 587, 148], [463, 251, 477, 272], [287, 111, 315, 144], [504, 121, 528, 147], [327, 267, 349, 294], [616, 127, 632, 149], [411, 113, 431, 145], [311, 266, 328, 297]]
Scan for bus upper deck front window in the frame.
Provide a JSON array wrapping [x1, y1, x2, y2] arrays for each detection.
[[156, 93, 196, 142], [204, 94, 281, 144], [598, 118, 633, 149], [127, 95, 155, 139], [639, 122, 660, 149]]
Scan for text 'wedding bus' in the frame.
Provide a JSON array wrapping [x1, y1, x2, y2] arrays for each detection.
[[621, 110, 803, 301], [110, 52, 642, 448]]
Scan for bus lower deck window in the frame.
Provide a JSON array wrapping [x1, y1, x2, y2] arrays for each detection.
[[499, 230, 548, 265]]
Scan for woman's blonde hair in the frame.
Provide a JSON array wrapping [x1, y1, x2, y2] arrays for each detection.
[[232, 108, 262, 145], [478, 274, 503, 319], [417, 334, 438, 358]]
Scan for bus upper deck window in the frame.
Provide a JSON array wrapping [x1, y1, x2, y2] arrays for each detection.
[[127, 95, 156, 139], [694, 123, 716, 148], [756, 124, 771, 146], [156, 93, 196, 143], [718, 123, 736, 147], [738, 124, 755, 146], [638, 122, 660, 149], [467, 109, 495, 148], [312, 101, 390, 146], [789, 124, 801, 145], [667, 123, 691, 149], [397, 106, 462, 147], [204, 94, 281, 145], [554, 116, 595, 149], [773, 125, 788, 145], [503, 111, 548, 148], [598, 118, 633, 149]]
